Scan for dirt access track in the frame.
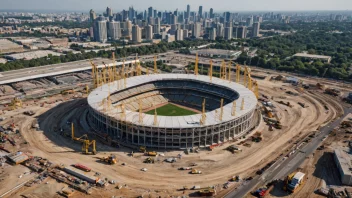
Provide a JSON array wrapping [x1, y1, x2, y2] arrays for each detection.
[[1, 75, 345, 198]]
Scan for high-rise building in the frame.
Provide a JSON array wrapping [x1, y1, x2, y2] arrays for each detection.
[[186, 5, 190, 19], [237, 26, 247, 38], [107, 20, 121, 40], [148, 16, 154, 25], [94, 16, 108, 43], [209, 28, 216, 40], [183, 29, 189, 39], [89, 9, 97, 22], [224, 27, 232, 40], [145, 25, 153, 40], [129, 7, 135, 20], [132, 25, 142, 43], [252, 22, 260, 37], [225, 12, 232, 22], [175, 29, 183, 41], [154, 10, 157, 19], [148, 7, 153, 17], [216, 23, 224, 37], [153, 17, 161, 34], [171, 14, 177, 24], [198, 6, 203, 18], [246, 16, 253, 27], [192, 22, 201, 38], [106, 7, 113, 17], [209, 8, 214, 19]]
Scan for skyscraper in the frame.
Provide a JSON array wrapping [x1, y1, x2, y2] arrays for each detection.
[[153, 17, 161, 34], [209, 8, 214, 19], [192, 22, 201, 38], [252, 22, 260, 37], [186, 5, 190, 19], [106, 7, 113, 17], [183, 29, 189, 39], [129, 7, 135, 20], [94, 16, 107, 43], [246, 16, 253, 27], [148, 7, 153, 17], [209, 28, 216, 40], [145, 25, 153, 40], [132, 25, 142, 43], [224, 27, 232, 40], [107, 20, 121, 40], [198, 6, 203, 18], [175, 29, 183, 41], [171, 14, 177, 25], [89, 9, 97, 22], [237, 26, 247, 38]]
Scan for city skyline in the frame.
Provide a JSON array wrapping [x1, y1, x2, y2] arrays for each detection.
[[1, 0, 352, 12]]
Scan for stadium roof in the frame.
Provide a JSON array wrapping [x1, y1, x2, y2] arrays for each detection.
[[88, 74, 258, 128]]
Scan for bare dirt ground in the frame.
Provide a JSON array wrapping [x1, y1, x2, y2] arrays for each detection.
[[0, 72, 348, 198]]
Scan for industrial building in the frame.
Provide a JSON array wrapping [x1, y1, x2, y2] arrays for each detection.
[[87, 74, 258, 149], [334, 148, 352, 185], [4, 50, 62, 60], [293, 53, 332, 63], [190, 49, 242, 59], [0, 39, 24, 54]]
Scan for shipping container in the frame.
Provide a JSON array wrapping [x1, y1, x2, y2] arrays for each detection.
[[73, 164, 91, 172]]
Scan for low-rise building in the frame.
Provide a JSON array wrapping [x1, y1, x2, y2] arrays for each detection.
[[0, 39, 24, 54], [293, 53, 332, 63], [334, 148, 352, 185]]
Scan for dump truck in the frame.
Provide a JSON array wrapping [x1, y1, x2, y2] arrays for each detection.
[[98, 154, 117, 165], [191, 169, 202, 174], [284, 172, 305, 193]]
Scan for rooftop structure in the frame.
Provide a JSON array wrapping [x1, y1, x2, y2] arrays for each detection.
[[4, 50, 62, 60], [0, 39, 24, 54], [191, 49, 242, 59], [334, 148, 352, 185], [293, 53, 332, 63]]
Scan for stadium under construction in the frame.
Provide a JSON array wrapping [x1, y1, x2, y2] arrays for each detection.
[[87, 56, 259, 149]]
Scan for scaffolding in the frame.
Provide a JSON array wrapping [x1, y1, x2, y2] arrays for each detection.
[[219, 98, 224, 121], [200, 99, 206, 125]]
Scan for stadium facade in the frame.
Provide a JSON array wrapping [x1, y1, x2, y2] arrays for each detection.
[[87, 74, 258, 149]]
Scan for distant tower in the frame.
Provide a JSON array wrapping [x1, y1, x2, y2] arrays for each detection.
[[107, 20, 121, 40], [145, 25, 153, 40], [94, 15, 107, 43], [89, 9, 97, 22], [209, 8, 214, 19], [106, 7, 113, 17], [148, 7, 153, 17], [209, 28, 216, 40], [198, 6, 203, 18], [175, 29, 184, 41], [252, 22, 260, 37], [192, 22, 201, 38], [132, 25, 142, 43]]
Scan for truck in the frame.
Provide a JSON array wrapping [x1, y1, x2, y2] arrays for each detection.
[[199, 188, 216, 196], [145, 151, 157, 156], [73, 164, 91, 172], [284, 172, 305, 193]]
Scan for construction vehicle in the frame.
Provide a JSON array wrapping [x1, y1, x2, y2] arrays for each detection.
[[226, 145, 242, 154], [199, 187, 216, 196], [144, 157, 154, 164], [325, 88, 341, 96], [283, 172, 305, 193], [61, 89, 75, 95], [190, 169, 202, 174], [277, 101, 293, 108], [139, 146, 146, 152], [23, 110, 35, 116], [71, 123, 97, 155], [9, 97, 22, 110], [316, 83, 325, 90], [298, 102, 306, 108], [145, 151, 157, 156], [98, 154, 117, 165], [230, 175, 240, 182]]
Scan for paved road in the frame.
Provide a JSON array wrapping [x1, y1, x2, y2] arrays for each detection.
[[224, 107, 352, 198]]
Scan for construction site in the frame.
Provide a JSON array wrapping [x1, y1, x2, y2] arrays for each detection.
[[0, 51, 351, 198]]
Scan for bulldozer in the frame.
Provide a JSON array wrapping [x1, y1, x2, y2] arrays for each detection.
[[98, 154, 117, 165], [143, 157, 155, 164], [139, 146, 146, 153]]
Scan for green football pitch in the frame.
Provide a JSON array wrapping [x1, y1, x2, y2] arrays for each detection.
[[145, 103, 197, 116]]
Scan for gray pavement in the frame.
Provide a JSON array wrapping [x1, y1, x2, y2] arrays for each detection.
[[224, 107, 352, 198]]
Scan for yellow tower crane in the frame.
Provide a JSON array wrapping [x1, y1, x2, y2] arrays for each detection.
[[154, 56, 158, 74], [231, 101, 237, 116], [200, 99, 206, 125], [209, 60, 213, 81], [194, 52, 199, 76], [219, 98, 224, 121], [153, 106, 158, 126], [241, 98, 245, 110], [236, 64, 241, 83], [228, 61, 231, 82]]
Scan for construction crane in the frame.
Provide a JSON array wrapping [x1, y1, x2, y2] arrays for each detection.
[[82, 140, 96, 155], [194, 52, 199, 76], [200, 99, 206, 125], [154, 56, 158, 74], [209, 60, 213, 81]]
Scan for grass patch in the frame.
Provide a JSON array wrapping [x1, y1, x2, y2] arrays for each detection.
[[145, 103, 197, 116]]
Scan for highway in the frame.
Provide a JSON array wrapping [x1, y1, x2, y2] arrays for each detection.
[[224, 107, 352, 198]]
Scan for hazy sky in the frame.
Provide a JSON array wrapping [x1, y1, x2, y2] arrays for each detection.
[[0, 0, 351, 12]]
